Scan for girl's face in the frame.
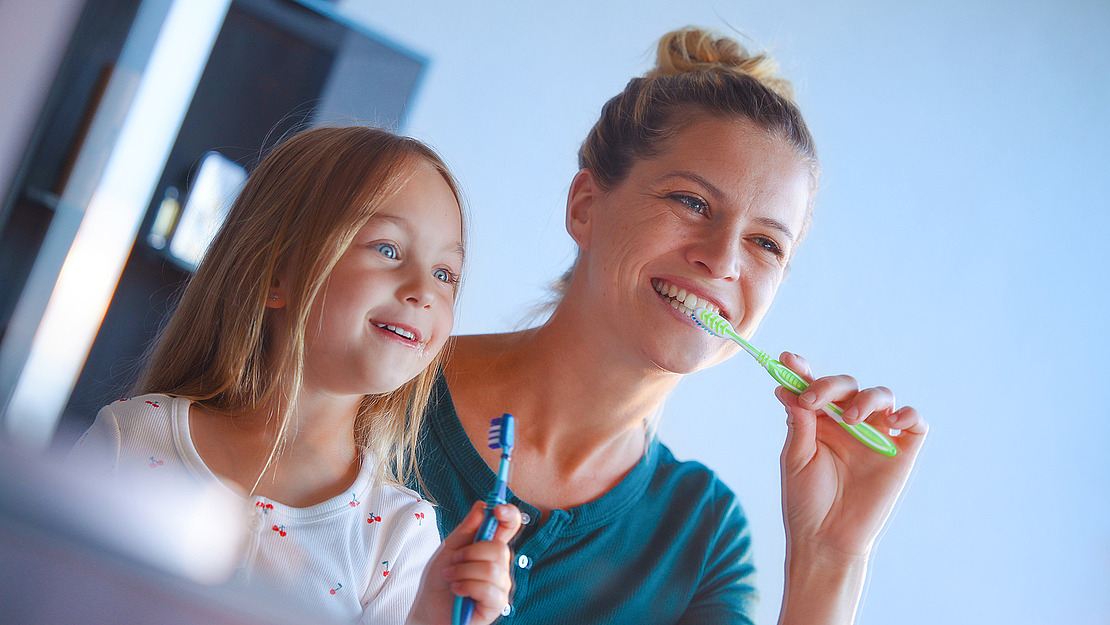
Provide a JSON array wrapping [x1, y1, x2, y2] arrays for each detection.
[[569, 116, 812, 374], [302, 160, 463, 398]]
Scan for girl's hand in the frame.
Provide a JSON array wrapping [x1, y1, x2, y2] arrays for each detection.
[[407, 501, 522, 625], [775, 352, 928, 563]]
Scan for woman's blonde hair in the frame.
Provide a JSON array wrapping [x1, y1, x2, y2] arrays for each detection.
[[580, 26, 818, 197], [132, 125, 463, 492]]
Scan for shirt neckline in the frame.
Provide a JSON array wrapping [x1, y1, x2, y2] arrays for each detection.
[[163, 393, 377, 520]]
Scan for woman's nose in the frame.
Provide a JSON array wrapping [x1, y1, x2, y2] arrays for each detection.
[[686, 227, 743, 280]]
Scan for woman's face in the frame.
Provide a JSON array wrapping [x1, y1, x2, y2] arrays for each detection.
[[568, 116, 812, 374]]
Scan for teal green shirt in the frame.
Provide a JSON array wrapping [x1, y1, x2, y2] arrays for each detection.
[[413, 376, 758, 624]]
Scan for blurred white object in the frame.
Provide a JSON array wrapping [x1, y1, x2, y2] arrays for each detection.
[[0, 438, 331, 624], [168, 150, 247, 271]]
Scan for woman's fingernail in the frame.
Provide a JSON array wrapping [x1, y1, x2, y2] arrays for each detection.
[[842, 407, 858, 422], [885, 414, 898, 426], [800, 391, 816, 405]]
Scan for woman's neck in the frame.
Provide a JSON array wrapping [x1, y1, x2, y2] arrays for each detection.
[[446, 299, 681, 508]]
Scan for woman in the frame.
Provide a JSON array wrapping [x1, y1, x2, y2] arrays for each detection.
[[416, 27, 927, 624]]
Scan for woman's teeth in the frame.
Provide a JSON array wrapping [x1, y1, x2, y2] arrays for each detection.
[[374, 323, 416, 341], [651, 279, 721, 318]]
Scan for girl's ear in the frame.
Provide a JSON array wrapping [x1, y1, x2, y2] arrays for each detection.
[[266, 277, 287, 309], [566, 169, 599, 250]]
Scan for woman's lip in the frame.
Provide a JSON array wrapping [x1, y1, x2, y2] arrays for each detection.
[[650, 277, 731, 320]]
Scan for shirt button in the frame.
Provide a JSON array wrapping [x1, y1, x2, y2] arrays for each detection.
[[516, 554, 532, 569], [246, 515, 263, 532], [520, 512, 532, 525], [501, 604, 513, 617]]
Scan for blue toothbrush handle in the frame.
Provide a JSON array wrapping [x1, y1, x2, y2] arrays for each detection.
[[767, 359, 899, 457], [452, 505, 501, 625]]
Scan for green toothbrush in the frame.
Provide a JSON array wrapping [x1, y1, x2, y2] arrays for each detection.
[[692, 307, 898, 457]]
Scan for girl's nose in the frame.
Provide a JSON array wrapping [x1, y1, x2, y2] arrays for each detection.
[[400, 270, 437, 309]]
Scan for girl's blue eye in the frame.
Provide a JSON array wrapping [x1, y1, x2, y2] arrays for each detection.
[[672, 194, 709, 215], [433, 268, 457, 284], [372, 243, 398, 259]]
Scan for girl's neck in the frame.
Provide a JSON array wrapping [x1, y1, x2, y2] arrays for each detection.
[[190, 391, 363, 508]]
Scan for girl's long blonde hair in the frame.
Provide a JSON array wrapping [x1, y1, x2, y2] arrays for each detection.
[[132, 126, 463, 492]]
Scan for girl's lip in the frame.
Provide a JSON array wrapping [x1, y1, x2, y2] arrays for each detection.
[[369, 319, 424, 345]]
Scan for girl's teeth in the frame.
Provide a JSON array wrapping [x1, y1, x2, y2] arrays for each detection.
[[683, 292, 699, 309], [676, 288, 688, 302], [667, 283, 679, 297], [376, 323, 416, 340]]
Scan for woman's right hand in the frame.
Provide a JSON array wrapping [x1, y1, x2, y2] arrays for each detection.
[[773, 352, 928, 624], [407, 501, 521, 625]]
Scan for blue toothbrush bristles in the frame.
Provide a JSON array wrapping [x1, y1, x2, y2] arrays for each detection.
[[690, 310, 721, 337], [488, 413, 515, 451]]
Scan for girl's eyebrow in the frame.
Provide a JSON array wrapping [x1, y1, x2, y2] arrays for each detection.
[[657, 171, 796, 243], [369, 214, 465, 260]]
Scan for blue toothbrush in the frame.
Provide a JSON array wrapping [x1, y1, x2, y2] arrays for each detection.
[[452, 413, 516, 625]]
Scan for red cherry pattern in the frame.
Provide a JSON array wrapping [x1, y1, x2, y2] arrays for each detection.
[[367, 513, 382, 524], [330, 582, 342, 595], [414, 512, 424, 525], [381, 561, 391, 577], [144, 400, 160, 408], [255, 502, 274, 514], [148, 456, 164, 468], [349, 494, 360, 507], [272, 524, 287, 537]]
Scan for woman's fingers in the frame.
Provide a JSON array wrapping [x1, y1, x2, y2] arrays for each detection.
[[777, 385, 818, 473]]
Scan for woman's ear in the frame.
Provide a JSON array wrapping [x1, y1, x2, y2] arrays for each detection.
[[266, 277, 287, 309], [566, 169, 598, 250]]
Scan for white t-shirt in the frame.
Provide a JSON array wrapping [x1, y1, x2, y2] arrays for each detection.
[[68, 394, 439, 624]]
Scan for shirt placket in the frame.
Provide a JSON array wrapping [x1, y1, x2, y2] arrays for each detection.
[[500, 506, 570, 621]]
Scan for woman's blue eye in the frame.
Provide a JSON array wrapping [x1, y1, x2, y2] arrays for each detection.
[[755, 237, 784, 257], [673, 194, 709, 215], [372, 243, 398, 259]]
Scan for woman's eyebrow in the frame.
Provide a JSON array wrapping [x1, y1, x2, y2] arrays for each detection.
[[659, 171, 796, 242], [659, 170, 726, 202], [753, 217, 795, 243]]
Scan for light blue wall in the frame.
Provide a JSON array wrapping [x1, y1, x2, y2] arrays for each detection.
[[342, 1, 1109, 623]]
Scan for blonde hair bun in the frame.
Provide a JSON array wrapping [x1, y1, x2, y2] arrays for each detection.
[[648, 26, 795, 102]]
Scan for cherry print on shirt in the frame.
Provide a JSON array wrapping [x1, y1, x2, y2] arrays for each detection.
[[148, 456, 164, 468], [367, 513, 382, 524], [255, 501, 274, 514], [272, 524, 287, 537], [414, 512, 424, 525], [330, 582, 343, 596], [381, 561, 391, 577], [349, 494, 360, 507], [144, 400, 160, 408]]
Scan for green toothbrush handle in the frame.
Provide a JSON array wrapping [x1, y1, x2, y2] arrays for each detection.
[[767, 360, 898, 457]]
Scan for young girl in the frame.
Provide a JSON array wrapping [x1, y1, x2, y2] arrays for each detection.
[[67, 126, 519, 625]]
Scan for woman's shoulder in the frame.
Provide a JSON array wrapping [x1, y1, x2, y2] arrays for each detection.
[[648, 440, 746, 512]]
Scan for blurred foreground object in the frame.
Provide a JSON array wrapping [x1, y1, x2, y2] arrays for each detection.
[[0, 438, 334, 624]]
